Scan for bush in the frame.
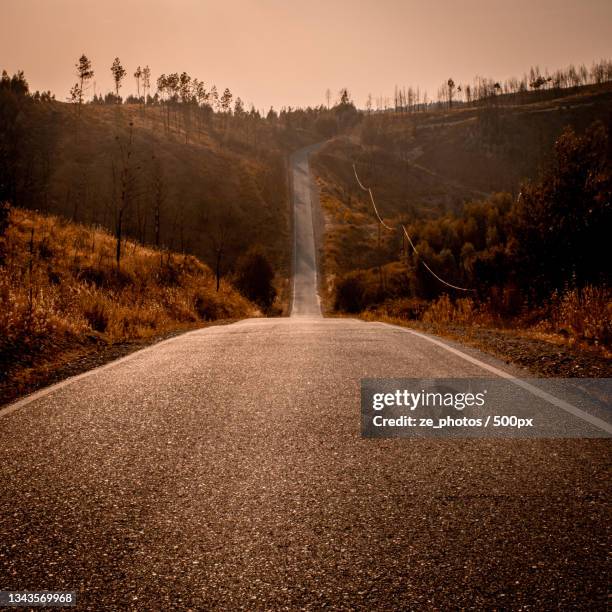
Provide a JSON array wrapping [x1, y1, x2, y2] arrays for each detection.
[[234, 247, 276, 310], [550, 285, 611, 345], [334, 274, 366, 313], [81, 294, 109, 332]]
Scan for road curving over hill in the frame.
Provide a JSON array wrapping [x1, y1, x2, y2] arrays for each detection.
[[0, 145, 608, 610]]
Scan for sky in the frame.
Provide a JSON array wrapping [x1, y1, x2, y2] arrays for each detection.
[[2, 0, 611, 110]]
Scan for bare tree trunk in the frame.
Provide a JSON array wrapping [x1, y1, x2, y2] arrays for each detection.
[[215, 247, 222, 292], [154, 205, 160, 247], [115, 209, 123, 270]]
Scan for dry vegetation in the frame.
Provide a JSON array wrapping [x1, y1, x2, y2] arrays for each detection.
[[3, 75, 319, 297], [0, 207, 257, 401], [312, 84, 612, 373], [42, 102, 299, 272], [359, 288, 612, 378], [364, 288, 611, 349]]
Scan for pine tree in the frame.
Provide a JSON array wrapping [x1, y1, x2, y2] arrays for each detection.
[[134, 66, 142, 101], [141, 65, 151, 103], [75, 54, 94, 108], [111, 57, 126, 102], [220, 88, 232, 113], [209, 85, 219, 111], [447, 78, 455, 108]]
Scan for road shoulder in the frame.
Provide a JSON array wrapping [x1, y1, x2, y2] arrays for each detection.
[[359, 314, 611, 378]]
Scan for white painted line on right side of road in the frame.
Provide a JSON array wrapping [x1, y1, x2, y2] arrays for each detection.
[[378, 322, 612, 435]]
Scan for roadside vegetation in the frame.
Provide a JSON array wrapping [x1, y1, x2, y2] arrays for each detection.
[[0, 206, 258, 403]]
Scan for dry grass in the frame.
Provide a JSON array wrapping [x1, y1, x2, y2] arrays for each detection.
[[364, 287, 611, 353], [547, 286, 612, 346], [0, 207, 257, 382]]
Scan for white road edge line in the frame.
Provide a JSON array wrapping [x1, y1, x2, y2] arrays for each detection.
[[0, 322, 250, 418], [377, 322, 612, 435]]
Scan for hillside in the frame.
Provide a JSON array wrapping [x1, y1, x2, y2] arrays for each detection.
[[311, 82, 612, 297], [0, 206, 257, 405], [2, 88, 319, 293], [357, 82, 612, 193], [308, 84, 611, 372]]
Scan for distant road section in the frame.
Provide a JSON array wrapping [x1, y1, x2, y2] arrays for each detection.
[[290, 144, 322, 317]]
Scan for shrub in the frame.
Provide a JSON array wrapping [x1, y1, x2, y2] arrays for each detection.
[[234, 247, 276, 309], [81, 294, 109, 332], [551, 285, 611, 345], [334, 273, 366, 313]]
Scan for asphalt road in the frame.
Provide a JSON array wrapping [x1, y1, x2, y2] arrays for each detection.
[[290, 143, 322, 318], [0, 146, 609, 610]]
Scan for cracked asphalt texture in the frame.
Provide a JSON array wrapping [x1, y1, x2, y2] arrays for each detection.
[[0, 146, 609, 610]]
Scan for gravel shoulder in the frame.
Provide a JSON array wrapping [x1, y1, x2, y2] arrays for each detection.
[[360, 315, 612, 378]]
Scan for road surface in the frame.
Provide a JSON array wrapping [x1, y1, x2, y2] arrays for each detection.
[[290, 143, 322, 317], [0, 146, 608, 610]]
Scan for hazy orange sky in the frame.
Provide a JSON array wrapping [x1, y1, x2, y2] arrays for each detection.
[[2, 0, 611, 110]]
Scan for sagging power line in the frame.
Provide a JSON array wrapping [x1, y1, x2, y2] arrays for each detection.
[[352, 163, 473, 292]]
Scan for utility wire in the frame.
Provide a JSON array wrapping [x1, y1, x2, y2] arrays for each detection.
[[352, 164, 394, 231], [352, 163, 473, 292]]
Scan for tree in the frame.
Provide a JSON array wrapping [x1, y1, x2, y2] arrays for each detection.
[[134, 65, 142, 100], [110, 57, 126, 102], [209, 213, 233, 291], [447, 78, 455, 108], [75, 54, 94, 110], [325, 88, 331, 109], [209, 85, 219, 111], [220, 88, 232, 113], [339, 88, 351, 106], [110, 122, 138, 268], [194, 79, 208, 133], [178, 72, 193, 140], [141, 65, 151, 104], [465, 84, 472, 105], [68, 83, 80, 106], [166, 73, 180, 129], [195, 79, 207, 106], [156, 73, 170, 130], [234, 96, 244, 116], [150, 155, 165, 247], [511, 121, 610, 298], [1, 69, 58, 212], [179, 71, 191, 103]]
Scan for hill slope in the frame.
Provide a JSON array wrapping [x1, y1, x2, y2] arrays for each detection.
[[311, 82, 612, 295], [3, 93, 318, 283], [0, 207, 257, 405]]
